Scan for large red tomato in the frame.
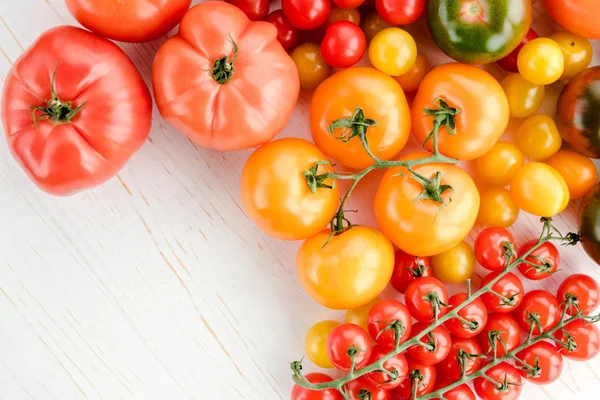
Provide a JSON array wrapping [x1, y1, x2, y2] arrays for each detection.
[[1, 26, 152, 196], [544, 0, 600, 39], [65, 0, 192, 42], [153, 2, 300, 151]]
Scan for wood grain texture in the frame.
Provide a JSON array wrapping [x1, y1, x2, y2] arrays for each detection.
[[0, 1, 598, 399]]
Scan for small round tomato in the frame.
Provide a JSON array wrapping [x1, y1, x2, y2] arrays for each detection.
[[394, 361, 437, 399], [283, 0, 331, 30], [267, 9, 300, 51], [474, 363, 523, 400], [476, 141, 524, 187], [291, 373, 343, 400], [474, 228, 516, 272], [515, 114, 562, 160], [368, 28, 417, 76], [478, 188, 520, 228], [360, 12, 393, 43], [326, 323, 373, 371], [544, 0, 600, 39], [444, 294, 488, 338], [510, 163, 570, 217], [557, 274, 600, 315], [518, 38, 564, 86], [376, 0, 425, 25], [554, 319, 600, 361], [480, 272, 524, 313], [225, 0, 269, 20], [345, 378, 390, 400], [516, 341, 563, 384], [501, 73, 545, 119], [241, 138, 339, 240], [517, 240, 560, 281], [405, 277, 448, 322], [431, 241, 476, 284], [321, 21, 366, 68], [327, 6, 361, 25], [407, 323, 452, 365], [412, 63, 509, 160], [549, 31, 593, 81], [546, 150, 599, 200], [478, 313, 521, 357], [433, 381, 476, 400], [333, 0, 365, 7], [497, 28, 539, 72], [306, 320, 339, 368], [345, 298, 381, 332], [291, 43, 331, 91], [437, 337, 482, 381], [390, 251, 432, 294], [395, 53, 431, 93], [296, 226, 394, 309], [515, 290, 560, 335], [367, 300, 412, 346], [366, 345, 408, 389]]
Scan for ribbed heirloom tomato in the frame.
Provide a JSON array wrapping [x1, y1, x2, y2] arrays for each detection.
[[152, 2, 299, 151]]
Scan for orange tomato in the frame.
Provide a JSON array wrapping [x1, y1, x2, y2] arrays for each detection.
[[240, 138, 339, 241], [374, 153, 480, 256], [310, 67, 411, 169], [546, 150, 599, 200], [412, 63, 509, 160], [395, 53, 431, 92]]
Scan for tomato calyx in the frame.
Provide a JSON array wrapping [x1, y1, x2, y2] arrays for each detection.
[[522, 255, 558, 277], [30, 65, 87, 127], [211, 35, 239, 84], [328, 107, 379, 144], [376, 320, 408, 348], [423, 98, 461, 150], [457, 348, 486, 377], [487, 372, 522, 393], [408, 368, 426, 399], [422, 291, 449, 321], [514, 355, 542, 379], [304, 160, 337, 193], [484, 330, 509, 359]]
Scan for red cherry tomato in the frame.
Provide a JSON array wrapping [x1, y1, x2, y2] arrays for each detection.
[[283, 0, 332, 30], [474, 228, 517, 271], [266, 10, 300, 51], [474, 362, 523, 400], [390, 251, 432, 294], [367, 300, 413, 347], [326, 323, 372, 371], [557, 274, 600, 315], [333, 0, 366, 7], [437, 337, 482, 381], [554, 319, 600, 361], [407, 322, 452, 365], [433, 381, 476, 400], [320, 21, 366, 68], [497, 28, 539, 72], [393, 360, 437, 399], [480, 272, 524, 313], [478, 313, 521, 357], [366, 345, 409, 389], [516, 341, 563, 385], [225, 0, 269, 20], [517, 240, 560, 280], [515, 290, 560, 335], [346, 378, 390, 400], [405, 277, 449, 322], [444, 293, 488, 338], [376, 0, 425, 25], [291, 373, 343, 400]]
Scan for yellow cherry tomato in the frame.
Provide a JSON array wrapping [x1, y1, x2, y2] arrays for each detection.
[[515, 114, 562, 160], [546, 150, 599, 200], [305, 320, 339, 368], [291, 43, 331, 91], [549, 31, 593, 81], [510, 163, 570, 217], [501, 73, 545, 119], [478, 187, 520, 228], [476, 141, 525, 187], [344, 298, 381, 332], [327, 6, 361, 25], [517, 38, 564, 86], [430, 241, 476, 284], [368, 27, 417, 76], [395, 53, 431, 92], [361, 12, 394, 43]]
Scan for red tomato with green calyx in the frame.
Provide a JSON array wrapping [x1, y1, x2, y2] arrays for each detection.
[[474, 228, 516, 271], [291, 373, 343, 400], [394, 361, 437, 399], [480, 272, 524, 313], [437, 337, 482, 381], [516, 341, 563, 385], [515, 290, 560, 335], [367, 299, 412, 347], [557, 274, 600, 315], [517, 240, 560, 281], [478, 313, 521, 357], [366, 345, 408, 389], [326, 323, 373, 371], [444, 293, 488, 338], [554, 319, 600, 361], [390, 250, 432, 294], [320, 21, 366, 68], [474, 362, 523, 400], [407, 322, 452, 365], [405, 277, 448, 322]]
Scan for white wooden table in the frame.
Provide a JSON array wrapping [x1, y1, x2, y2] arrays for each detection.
[[0, 1, 599, 399]]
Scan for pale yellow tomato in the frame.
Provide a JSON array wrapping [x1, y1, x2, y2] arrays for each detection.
[[476, 141, 525, 186], [510, 163, 570, 217], [344, 298, 381, 332], [478, 187, 520, 228], [368, 27, 417, 76], [515, 114, 562, 160], [305, 320, 339, 368], [431, 241, 476, 284], [501, 73, 545, 119], [549, 31, 593, 81], [518, 38, 564, 86]]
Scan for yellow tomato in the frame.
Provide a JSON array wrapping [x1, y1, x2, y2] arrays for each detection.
[[515, 114, 562, 160], [305, 320, 339, 368], [478, 187, 520, 228], [431, 241, 476, 284], [546, 150, 599, 199], [395, 53, 431, 92], [476, 141, 524, 186], [296, 226, 394, 309], [368, 27, 417, 76], [291, 43, 331, 91], [361, 12, 394, 43], [344, 298, 381, 332], [501, 73, 545, 119], [510, 163, 570, 217], [549, 31, 593, 81], [517, 38, 564, 86]]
